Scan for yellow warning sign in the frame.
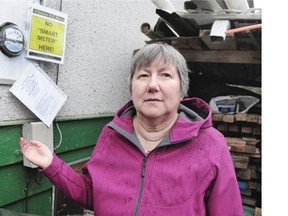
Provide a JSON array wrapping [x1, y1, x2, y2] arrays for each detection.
[[26, 4, 68, 64], [29, 15, 65, 55]]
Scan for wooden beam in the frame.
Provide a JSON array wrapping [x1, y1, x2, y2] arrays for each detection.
[[178, 49, 261, 64], [235, 113, 248, 122], [241, 195, 256, 206], [237, 169, 251, 180], [242, 137, 260, 145], [254, 207, 262, 216], [232, 154, 249, 169], [212, 113, 224, 121], [223, 114, 235, 123], [226, 137, 246, 146], [247, 114, 259, 123]]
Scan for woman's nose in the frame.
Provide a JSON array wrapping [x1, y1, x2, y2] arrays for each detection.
[[147, 75, 160, 93]]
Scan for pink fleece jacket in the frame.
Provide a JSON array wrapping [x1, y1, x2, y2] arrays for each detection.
[[43, 97, 243, 216]]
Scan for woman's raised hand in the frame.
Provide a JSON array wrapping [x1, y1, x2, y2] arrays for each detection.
[[19, 137, 53, 169]]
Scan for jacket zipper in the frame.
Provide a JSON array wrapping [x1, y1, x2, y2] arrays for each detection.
[[133, 156, 147, 216]]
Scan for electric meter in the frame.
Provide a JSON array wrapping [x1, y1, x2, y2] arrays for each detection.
[[0, 23, 25, 57]]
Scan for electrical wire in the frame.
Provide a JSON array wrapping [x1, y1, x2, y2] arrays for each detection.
[[54, 123, 63, 150]]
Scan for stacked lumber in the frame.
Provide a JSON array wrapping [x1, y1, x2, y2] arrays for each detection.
[[212, 112, 261, 214]]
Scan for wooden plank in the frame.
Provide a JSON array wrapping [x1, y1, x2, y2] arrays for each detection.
[[223, 114, 235, 123], [235, 113, 248, 122], [226, 137, 246, 146], [249, 153, 261, 159], [228, 125, 240, 132], [255, 148, 260, 154], [247, 114, 259, 123], [147, 37, 207, 50], [230, 145, 246, 153], [230, 145, 255, 154], [178, 49, 261, 64], [245, 145, 256, 154], [242, 137, 260, 145], [249, 166, 259, 179], [212, 113, 224, 121], [243, 205, 255, 215], [254, 207, 262, 216], [240, 188, 252, 196], [171, 37, 207, 50], [216, 123, 228, 132], [258, 116, 261, 124], [237, 166, 258, 180], [237, 169, 251, 180], [247, 181, 258, 190], [232, 154, 249, 169], [241, 126, 253, 134], [253, 127, 261, 135], [242, 195, 256, 207]]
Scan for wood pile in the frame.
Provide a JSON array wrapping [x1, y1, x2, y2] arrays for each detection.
[[212, 112, 261, 214]]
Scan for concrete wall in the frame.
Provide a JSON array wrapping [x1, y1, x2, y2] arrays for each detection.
[[0, 0, 184, 123]]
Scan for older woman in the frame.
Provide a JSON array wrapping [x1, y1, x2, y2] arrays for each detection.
[[20, 43, 243, 215]]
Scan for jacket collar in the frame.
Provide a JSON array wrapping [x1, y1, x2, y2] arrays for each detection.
[[111, 97, 212, 143]]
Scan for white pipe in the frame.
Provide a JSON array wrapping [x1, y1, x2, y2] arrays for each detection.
[[151, 0, 176, 13], [224, 0, 249, 10]]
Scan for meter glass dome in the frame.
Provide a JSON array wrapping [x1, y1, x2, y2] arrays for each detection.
[[0, 23, 25, 57]]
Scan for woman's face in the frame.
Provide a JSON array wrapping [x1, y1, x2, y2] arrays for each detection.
[[131, 56, 182, 121]]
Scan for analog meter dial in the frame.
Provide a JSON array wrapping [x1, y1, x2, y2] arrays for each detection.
[[0, 23, 25, 57]]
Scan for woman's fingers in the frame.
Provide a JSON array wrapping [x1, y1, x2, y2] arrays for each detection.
[[19, 137, 27, 146], [19, 137, 29, 151], [20, 138, 43, 149], [19, 138, 41, 156], [29, 140, 43, 147], [19, 137, 53, 168]]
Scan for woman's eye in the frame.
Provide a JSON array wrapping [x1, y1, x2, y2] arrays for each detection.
[[161, 73, 172, 78], [138, 74, 148, 78]]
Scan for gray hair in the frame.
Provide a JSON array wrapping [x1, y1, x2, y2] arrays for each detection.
[[128, 43, 190, 97]]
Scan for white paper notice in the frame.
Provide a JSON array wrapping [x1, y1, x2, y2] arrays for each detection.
[[9, 63, 67, 127]]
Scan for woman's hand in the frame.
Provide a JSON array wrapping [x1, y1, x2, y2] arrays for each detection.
[[19, 137, 53, 169]]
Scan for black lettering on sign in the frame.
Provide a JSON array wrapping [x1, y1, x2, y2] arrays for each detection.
[[45, 21, 53, 27], [38, 28, 58, 37], [37, 35, 57, 44], [38, 44, 54, 52]]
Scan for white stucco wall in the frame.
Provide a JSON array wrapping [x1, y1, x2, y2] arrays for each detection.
[[0, 0, 185, 122]]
